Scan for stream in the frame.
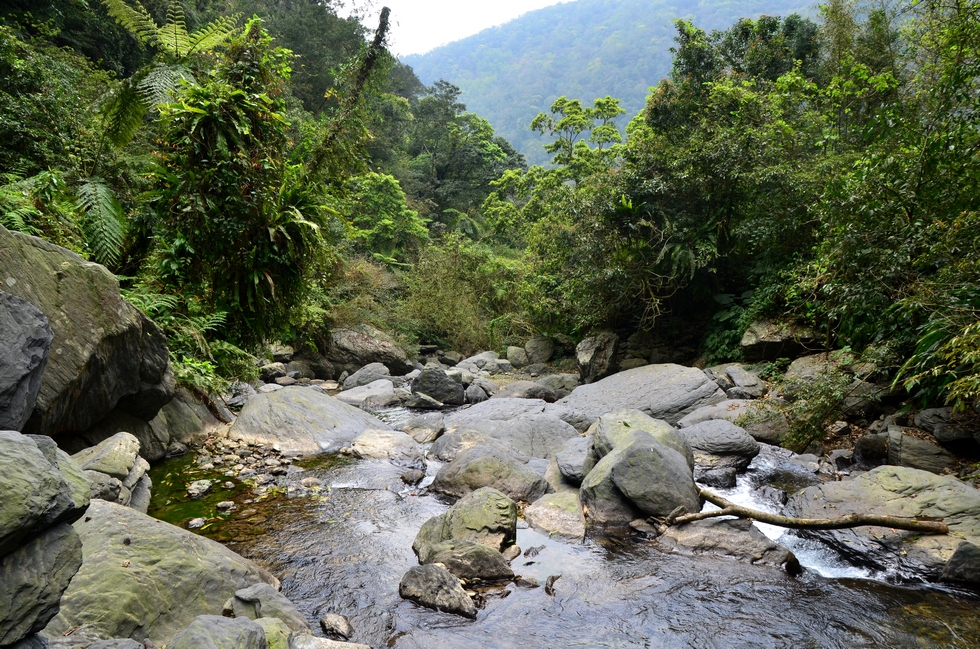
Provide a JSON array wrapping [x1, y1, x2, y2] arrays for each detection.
[[147, 405, 980, 648]]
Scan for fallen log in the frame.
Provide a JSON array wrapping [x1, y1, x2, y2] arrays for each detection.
[[668, 488, 949, 535]]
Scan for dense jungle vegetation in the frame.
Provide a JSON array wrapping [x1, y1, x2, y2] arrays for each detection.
[[2, 0, 979, 414]]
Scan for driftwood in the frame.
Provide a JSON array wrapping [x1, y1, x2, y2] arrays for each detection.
[[668, 488, 949, 535]]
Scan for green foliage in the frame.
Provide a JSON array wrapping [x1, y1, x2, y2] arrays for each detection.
[[76, 177, 127, 266], [344, 172, 428, 264], [700, 292, 755, 364], [777, 367, 853, 452]]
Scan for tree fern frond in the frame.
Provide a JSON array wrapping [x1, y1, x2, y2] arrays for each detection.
[[160, 2, 192, 58], [136, 63, 191, 107], [187, 14, 241, 55], [101, 78, 148, 148], [77, 178, 127, 268], [101, 0, 160, 48]]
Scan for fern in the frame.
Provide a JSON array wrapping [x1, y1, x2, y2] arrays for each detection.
[[187, 15, 241, 54], [102, 78, 148, 148], [137, 62, 192, 107], [101, 0, 159, 48], [77, 178, 127, 267]]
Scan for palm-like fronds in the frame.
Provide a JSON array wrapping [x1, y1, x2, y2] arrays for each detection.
[[102, 0, 240, 59], [0, 175, 42, 235], [137, 62, 193, 107], [102, 76, 148, 148], [77, 178, 127, 267], [102, 0, 159, 48]]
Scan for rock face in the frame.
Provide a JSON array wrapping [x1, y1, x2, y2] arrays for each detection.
[[399, 564, 477, 619], [492, 381, 557, 402], [576, 332, 619, 384], [523, 491, 586, 541], [335, 379, 395, 408], [886, 427, 957, 475], [679, 420, 760, 472], [433, 413, 578, 461], [0, 431, 89, 647], [555, 436, 592, 485], [553, 364, 726, 426], [784, 465, 980, 583], [342, 362, 391, 390], [0, 293, 53, 431], [229, 388, 390, 454], [402, 412, 444, 444], [659, 519, 800, 574], [411, 368, 464, 406], [41, 500, 278, 645], [432, 447, 552, 504], [444, 398, 548, 433], [421, 540, 514, 582], [739, 319, 815, 361], [524, 336, 555, 365], [0, 225, 173, 438], [349, 429, 423, 468], [326, 325, 413, 375], [225, 583, 310, 633], [677, 399, 788, 444]]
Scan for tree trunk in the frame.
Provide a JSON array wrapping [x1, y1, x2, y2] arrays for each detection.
[[667, 488, 949, 535]]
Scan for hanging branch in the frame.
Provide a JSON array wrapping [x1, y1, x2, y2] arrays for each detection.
[[667, 488, 949, 535], [308, 6, 391, 178]]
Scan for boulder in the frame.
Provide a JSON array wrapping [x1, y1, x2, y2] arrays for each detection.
[[524, 336, 554, 365], [402, 412, 444, 444], [259, 363, 287, 382], [348, 430, 423, 468], [784, 465, 980, 583], [432, 413, 578, 461], [464, 384, 489, 404], [723, 365, 764, 399], [555, 435, 592, 485], [0, 523, 83, 646], [0, 225, 173, 438], [619, 358, 649, 371], [679, 419, 760, 472], [70, 433, 151, 509], [942, 541, 980, 585], [326, 325, 413, 375], [887, 426, 957, 475], [739, 319, 816, 362], [431, 447, 553, 503], [444, 398, 547, 432], [423, 487, 518, 553], [421, 540, 514, 582], [225, 583, 310, 633], [659, 519, 800, 574], [576, 332, 619, 384], [398, 565, 477, 619], [553, 364, 726, 426], [228, 388, 389, 454], [64, 409, 168, 464], [255, 617, 291, 649], [535, 374, 579, 399], [506, 346, 529, 369], [492, 381, 557, 402], [914, 407, 977, 445], [318, 613, 353, 640], [0, 431, 89, 556], [41, 500, 278, 645], [523, 491, 586, 541], [167, 616, 266, 649], [677, 399, 788, 444], [341, 363, 390, 390], [291, 635, 371, 649], [0, 293, 53, 431], [334, 379, 395, 408], [411, 368, 464, 406], [589, 409, 693, 469], [148, 388, 222, 450]]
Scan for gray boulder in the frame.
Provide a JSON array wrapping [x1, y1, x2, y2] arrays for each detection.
[[432, 446, 553, 503], [349, 429, 423, 468], [67, 409, 168, 464], [421, 540, 514, 582], [659, 518, 800, 574], [229, 388, 389, 454], [506, 346, 529, 368], [464, 384, 489, 404], [167, 615, 266, 649], [402, 412, 444, 444], [679, 419, 760, 471], [724, 365, 764, 399], [398, 565, 477, 619], [576, 332, 619, 384], [523, 491, 586, 541], [524, 336, 554, 364], [887, 426, 957, 475], [411, 368, 464, 406], [784, 465, 980, 583], [914, 407, 977, 445], [535, 373, 579, 399], [0, 523, 83, 646], [148, 388, 222, 450], [432, 413, 578, 461], [41, 500, 278, 646], [553, 364, 726, 426], [492, 381, 557, 402], [555, 435, 592, 485], [341, 363, 390, 390], [70, 433, 150, 511], [589, 409, 693, 469], [326, 325, 413, 375], [0, 226, 173, 438], [335, 379, 395, 408], [0, 431, 89, 556], [259, 363, 287, 383], [225, 583, 310, 633], [677, 399, 788, 444], [414, 488, 517, 561], [0, 293, 52, 431], [942, 541, 980, 585], [444, 398, 547, 432]]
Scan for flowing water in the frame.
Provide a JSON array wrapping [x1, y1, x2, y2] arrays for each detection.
[[206, 450, 980, 649]]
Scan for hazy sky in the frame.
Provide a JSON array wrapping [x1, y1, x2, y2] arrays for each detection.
[[349, 1, 572, 56]]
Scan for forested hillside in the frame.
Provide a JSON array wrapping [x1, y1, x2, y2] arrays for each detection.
[[405, 0, 810, 164]]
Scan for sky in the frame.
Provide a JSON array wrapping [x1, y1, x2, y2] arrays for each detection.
[[347, 0, 572, 56]]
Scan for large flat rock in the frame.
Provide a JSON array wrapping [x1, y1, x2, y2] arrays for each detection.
[[0, 225, 173, 437], [41, 500, 278, 646], [229, 387, 390, 454], [552, 364, 725, 426], [784, 465, 980, 583]]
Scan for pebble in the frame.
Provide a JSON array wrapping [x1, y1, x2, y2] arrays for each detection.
[[187, 518, 206, 529], [187, 480, 213, 499], [301, 477, 322, 488], [223, 481, 235, 489], [216, 501, 236, 511], [502, 545, 522, 562], [319, 613, 353, 640]]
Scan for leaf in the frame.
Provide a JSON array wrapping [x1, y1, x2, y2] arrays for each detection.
[[77, 178, 127, 267]]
